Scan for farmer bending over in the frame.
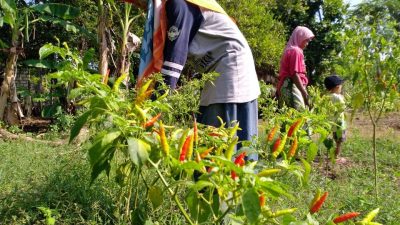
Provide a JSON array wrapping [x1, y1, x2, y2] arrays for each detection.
[[129, 0, 261, 160]]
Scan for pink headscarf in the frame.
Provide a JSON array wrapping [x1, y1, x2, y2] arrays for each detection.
[[285, 26, 315, 51]]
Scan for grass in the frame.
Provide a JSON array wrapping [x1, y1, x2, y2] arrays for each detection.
[[279, 133, 400, 224], [0, 139, 118, 224], [0, 133, 399, 224]]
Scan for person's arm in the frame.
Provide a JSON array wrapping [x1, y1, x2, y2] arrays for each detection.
[[162, 0, 203, 89], [292, 73, 309, 106], [285, 49, 309, 106]]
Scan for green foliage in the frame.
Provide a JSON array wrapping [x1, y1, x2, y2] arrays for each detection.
[[220, 0, 286, 75], [31, 3, 80, 20], [1, 125, 395, 224], [335, 12, 400, 117], [160, 72, 219, 126], [37, 206, 58, 225], [334, 5, 400, 199]]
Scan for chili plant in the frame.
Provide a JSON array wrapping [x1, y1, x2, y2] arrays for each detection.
[[334, 13, 400, 199]]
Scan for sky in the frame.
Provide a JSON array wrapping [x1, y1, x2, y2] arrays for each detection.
[[346, 0, 364, 6]]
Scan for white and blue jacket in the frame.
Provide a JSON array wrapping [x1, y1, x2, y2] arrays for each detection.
[[162, 0, 260, 106]]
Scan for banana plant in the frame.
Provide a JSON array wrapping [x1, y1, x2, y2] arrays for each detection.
[[0, 0, 80, 124]]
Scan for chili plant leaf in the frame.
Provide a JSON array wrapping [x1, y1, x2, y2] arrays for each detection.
[[242, 188, 261, 224], [352, 92, 364, 109], [191, 180, 214, 192], [88, 131, 120, 168], [185, 190, 200, 221], [185, 190, 213, 223], [300, 158, 311, 186], [282, 214, 297, 225], [128, 138, 150, 167], [306, 142, 318, 162], [90, 148, 114, 183], [260, 181, 293, 200], [69, 110, 91, 143], [148, 186, 163, 209]]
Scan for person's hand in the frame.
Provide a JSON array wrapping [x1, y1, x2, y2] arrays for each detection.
[[304, 94, 313, 109], [304, 94, 311, 107]]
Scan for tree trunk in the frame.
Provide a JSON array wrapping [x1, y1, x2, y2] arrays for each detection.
[[98, 0, 109, 82], [0, 47, 18, 122]]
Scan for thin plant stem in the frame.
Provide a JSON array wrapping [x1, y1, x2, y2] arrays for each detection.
[[148, 159, 195, 225], [372, 124, 378, 200]]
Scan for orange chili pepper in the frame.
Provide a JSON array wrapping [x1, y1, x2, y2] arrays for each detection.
[[144, 113, 161, 128], [200, 147, 214, 159], [259, 194, 266, 207], [267, 125, 279, 142], [333, 212, 360, 224], [310, 192, 328, 214], [208, 132, 223, 137], [288, 138, 298, 158]]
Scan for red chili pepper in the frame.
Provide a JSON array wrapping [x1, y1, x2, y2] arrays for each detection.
[[200, 147, 214, 159], [144, 113, 161, 128], [231, 171, 237, 180], [288, 138, 298, 158], [333, 212, 360, 224], [267, 125, 279, 142], [272, 137, 281, 153], [231, 152, 246, 180], [310, 192, 328, 214], [234, 152, 246, 166], [287, 119, 302, 137], [193, 116, 198, 144], [259, 194, 266, 207], [179, 135, 191, 162]]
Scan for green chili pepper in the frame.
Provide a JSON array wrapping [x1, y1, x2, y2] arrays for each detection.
[[361, 208, 380, 223], [273, 208, 297, 217], [225, 136, 238, 160], [185, 135, 194, 161], [159, 121, 169, 156], [258, 169, 281, 177]]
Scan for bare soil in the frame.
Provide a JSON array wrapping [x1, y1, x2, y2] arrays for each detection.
[[348, 111, 400, 139]]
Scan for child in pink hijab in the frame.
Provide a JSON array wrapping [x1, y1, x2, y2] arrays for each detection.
[[276, 26, 315, 110]]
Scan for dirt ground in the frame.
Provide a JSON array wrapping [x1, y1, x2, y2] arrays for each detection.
[[348, 111, 400, 140]]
